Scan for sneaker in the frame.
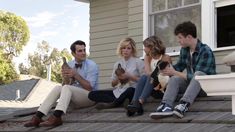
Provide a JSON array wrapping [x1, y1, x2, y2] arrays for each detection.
[[173, 101, 190, 118], [149, 103, 173, 119]]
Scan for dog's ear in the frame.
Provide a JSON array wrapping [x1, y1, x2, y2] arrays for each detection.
[[117, 63, 122, 69], [115, 63, 125, 76], [158, 61, 169, 70]]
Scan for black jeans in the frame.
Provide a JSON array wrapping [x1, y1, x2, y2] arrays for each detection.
[[88, 87, 135, 106]]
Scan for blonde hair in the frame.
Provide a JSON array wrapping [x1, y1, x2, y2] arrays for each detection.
[[117, 37, 137, 57]]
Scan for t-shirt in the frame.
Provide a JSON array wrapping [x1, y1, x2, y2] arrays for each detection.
[[111, 57, 144, 98]]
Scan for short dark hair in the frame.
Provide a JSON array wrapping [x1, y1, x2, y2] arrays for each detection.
[[70, 40, 86, 53], [174, 21, 197, 38]]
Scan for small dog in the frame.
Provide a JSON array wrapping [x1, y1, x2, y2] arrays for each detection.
[[115, 63, 129, 85], [61, 57, 75, 86], [151, 60, 170, 93], [157, 61, 170, 93]]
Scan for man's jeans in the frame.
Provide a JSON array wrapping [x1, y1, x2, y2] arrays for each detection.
[[161, 71, 207, 107]]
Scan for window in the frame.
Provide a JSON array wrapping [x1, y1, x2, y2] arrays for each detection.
[[200, 0, 235, 50], [149, 0, 201, 53], [217, 4, 235, 48]]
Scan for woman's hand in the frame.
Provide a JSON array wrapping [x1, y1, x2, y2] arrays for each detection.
[[161, 66, 176, 76], [153, 84, 161, 91]]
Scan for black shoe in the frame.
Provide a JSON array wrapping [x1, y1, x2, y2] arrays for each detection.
[[122, 98, 130, 109], [95, 102, 116, 110], [126, 110, 135, 117], [173, 101, 190, 118], [126, 101, 143, 115]]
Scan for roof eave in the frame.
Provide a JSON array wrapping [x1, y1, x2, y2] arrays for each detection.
[[74, 0, 90, 3]]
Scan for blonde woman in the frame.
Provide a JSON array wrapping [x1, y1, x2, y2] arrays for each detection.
[[88, 37, 144, 109]]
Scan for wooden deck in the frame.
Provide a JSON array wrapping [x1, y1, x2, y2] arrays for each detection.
[[0, 96, 235, 132]]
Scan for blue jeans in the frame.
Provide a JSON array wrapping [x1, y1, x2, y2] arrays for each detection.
[[132, 75, 154, 102]]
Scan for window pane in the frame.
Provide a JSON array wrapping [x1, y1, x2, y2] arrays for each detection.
[[152, 0, 165, 12], [184, 0, 200, 5], [168, 0, 182, 9], [153, 6, 201, 52], [217, 5, 235, 47]]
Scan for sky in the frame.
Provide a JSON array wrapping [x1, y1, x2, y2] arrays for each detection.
[[0, 0, 89, 66]]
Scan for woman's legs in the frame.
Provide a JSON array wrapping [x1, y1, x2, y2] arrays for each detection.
[[114, 87, 135, 106], [88, 90, 116, 103], [131, 75, 148, 102]]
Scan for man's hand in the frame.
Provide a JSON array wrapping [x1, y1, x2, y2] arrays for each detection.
[[62, 68, 77, 78]]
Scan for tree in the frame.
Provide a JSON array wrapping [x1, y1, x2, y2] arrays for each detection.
[[0, 49, 18, 84], [18, 63, 29, 74], [0, 10, 28, 84], [27, 41, 51, 79], [25, 41, 73, 83], [0, 10, 30, 60]]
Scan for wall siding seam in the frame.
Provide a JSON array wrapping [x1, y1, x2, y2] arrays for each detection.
[[90, 54, 117, 58], [90, 34, 128, 42], [91, 0, 126, 8], [91, 24, 128, 32], [128, 0, 142, 8], [91, 17, 127, 26], [90, 48, 117, 52], [90, 7, 127, 17], [91, 6, 128, 14], [90, 13, 127, 20], [91, 33, 128, 40], [91, 43, 119, 47]]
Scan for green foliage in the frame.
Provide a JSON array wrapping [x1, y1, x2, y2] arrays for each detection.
[[18, 63, 28, 74], [21, 41, 73, 83], [0, 10, 28, 84], [0, 10, 30, 59], [0, 50, 19, 84]]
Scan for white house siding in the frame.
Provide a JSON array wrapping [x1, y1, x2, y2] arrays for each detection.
[[89, 0, 129, 89], [128, 0, 144, 57]]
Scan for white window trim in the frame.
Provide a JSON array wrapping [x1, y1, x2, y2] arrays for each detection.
[[214, 0, 235, 7], [201, 0, 216, 49], [202, 0, 235, 51], [142, 0, 149, 58]]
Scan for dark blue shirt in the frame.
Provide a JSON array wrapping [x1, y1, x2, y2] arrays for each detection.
[[173, 40, 216, 81]]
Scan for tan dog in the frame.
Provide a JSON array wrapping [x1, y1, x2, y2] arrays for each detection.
[[151, 55, 171, 93], [115, 63, 129, 85], [61, 57, 75, 86]]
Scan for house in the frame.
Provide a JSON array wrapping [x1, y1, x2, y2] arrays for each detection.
[[75, 0, 235, 89]]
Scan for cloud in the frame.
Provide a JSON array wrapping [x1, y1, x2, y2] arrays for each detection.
[[23, 11, 60, 28], [31, 31, 58, 40]]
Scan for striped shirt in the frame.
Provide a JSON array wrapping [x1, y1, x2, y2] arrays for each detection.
[[173, 40, 216, 81]]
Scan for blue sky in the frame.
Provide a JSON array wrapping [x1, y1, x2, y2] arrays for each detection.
[[0, 0, 89, 65]]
